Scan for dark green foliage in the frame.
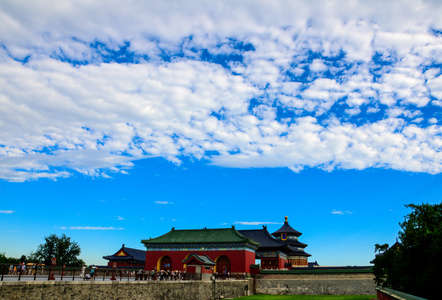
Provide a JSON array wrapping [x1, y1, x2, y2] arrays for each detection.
[[373, 202, 442, 299], [33, 234, 85, 267], [0, 253, 26, 264]]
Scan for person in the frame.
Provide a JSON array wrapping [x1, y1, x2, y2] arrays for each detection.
[[8, 264, 13, 275], [80, 265, 86, 279], [31, 263, 37, 275], [90, 265, 95, 279], [21, 263, 26, 275]]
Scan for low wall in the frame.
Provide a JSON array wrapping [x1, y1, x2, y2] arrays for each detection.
[[377, 287, 428, 300], [0, 273, 377, 299], [0, 280, 253, 300], [256, 273, 376, 295]]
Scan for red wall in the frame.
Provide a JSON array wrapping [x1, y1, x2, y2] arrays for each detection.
[[145, 250, 255, 273], [278, 256, 288, 269]]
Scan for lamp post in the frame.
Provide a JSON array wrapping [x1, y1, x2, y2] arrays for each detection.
[[111, 263, 117, 280], [48, 257, 56, 280]]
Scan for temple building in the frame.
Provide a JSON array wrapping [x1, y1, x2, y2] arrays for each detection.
[[140, 216, 311, 274], [141, 227, 259, 274], [239, 217, 311, 268], [182, 254, 216, 280], [103, 244, 146, 267], [271, 216, 311, 267]]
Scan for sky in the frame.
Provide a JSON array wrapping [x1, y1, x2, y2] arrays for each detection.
[[1, 0, 442, 266]]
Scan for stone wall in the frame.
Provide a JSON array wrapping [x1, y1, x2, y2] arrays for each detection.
[[0, 279, 253, 300], [0, 273, 377, 299], [256, 273, 376, 295]]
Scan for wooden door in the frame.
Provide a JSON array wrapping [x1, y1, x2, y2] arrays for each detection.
[[216, 256, 231, 274], [160, 256, 172, 271]]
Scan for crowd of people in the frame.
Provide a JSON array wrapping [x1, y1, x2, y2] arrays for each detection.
[[133, 269, 247, 281], [8, 263, 45, 276], [4, 264, 248, 281], [134, 269, 187, 281]]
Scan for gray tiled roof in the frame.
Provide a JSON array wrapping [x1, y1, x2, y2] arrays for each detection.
[[239, 228, 287, 248], [103, 245, 146, 262], [182, 254, 215, 266], [272, 221, 302, 237]]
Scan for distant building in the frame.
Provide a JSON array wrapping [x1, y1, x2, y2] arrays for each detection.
[[103, 244, 146, 267], [239, 226, 293, 269], [271, 216, 311, 267], [140, 216, 313, 273], [239, 216, 311, 269], [370, 240, 401, 264]]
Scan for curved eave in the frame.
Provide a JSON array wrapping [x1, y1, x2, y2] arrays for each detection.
[[103, 256, 137, 261], [271, 222, 302, 237], [182, 254, 215, 266], [141, 229, 174, 244], [142, 228, 260, 248], [287, 251, 311, 257], [143, 241, 260, 251], [288, 241, 308, 248]]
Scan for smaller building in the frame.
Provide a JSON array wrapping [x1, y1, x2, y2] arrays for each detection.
[[103, 244, 146, 267], [182, 254, 215, 280]]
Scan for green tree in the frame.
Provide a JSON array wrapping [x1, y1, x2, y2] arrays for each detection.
[[34, 234, 85, 267], [373, 202, 442, 299], [0, 253, 22, 264], [374, 243, 389, 253]]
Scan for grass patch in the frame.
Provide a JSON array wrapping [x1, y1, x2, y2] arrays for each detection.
[[233, 295, 376, 300]]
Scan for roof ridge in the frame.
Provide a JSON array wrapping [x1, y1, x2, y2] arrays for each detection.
[[142, 227, 260, 247], [167, 227, 234, 231]]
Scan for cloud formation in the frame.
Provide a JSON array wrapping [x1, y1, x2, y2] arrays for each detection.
[[1, 0, 442, 181], [331, 210, 353, 215], [0, 210, 15, 214]]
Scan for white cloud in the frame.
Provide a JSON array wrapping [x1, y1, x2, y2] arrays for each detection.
[[0, 210, 15, 214], [155, 201, 173, 205], [331, 210, 353, 215], [1, 0, 442, 180]]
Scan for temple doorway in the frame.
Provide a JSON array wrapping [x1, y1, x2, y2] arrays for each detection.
[[216, 256, 231, 274], [159, 256, 172, 271]]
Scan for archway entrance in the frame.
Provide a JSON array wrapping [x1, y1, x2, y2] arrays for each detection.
[[216, 256, 231, 274], [158, 256, 172, 271]]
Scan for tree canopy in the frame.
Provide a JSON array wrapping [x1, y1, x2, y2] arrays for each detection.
[[373, 202, 442, 299], [34, 234, 85, 267]]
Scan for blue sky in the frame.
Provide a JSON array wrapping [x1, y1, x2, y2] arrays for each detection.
[[1, 0, 442, 266]]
